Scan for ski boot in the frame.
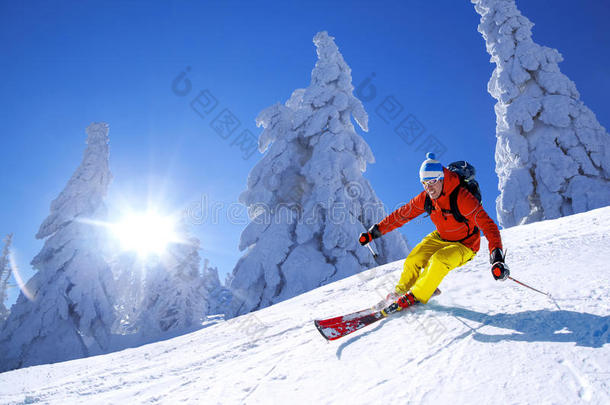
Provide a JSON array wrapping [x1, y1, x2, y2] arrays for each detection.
[[381, 292, 416, 316]]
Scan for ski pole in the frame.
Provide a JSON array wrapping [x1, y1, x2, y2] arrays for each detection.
[[365, 243, 378, 259], [507, 276, 548, 295], [352, 214, 379, 259], [508, 276, 561, 310]]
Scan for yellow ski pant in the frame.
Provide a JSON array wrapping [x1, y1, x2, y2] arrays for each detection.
[[396, 231, 475, 303]]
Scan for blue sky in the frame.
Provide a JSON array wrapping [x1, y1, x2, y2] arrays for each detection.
[[1, 0, 609, 305]]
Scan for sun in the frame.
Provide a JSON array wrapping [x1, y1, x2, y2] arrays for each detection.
[[111, 211, 179, 256]]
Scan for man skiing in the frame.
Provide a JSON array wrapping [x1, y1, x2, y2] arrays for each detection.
[[359, 152, 509, 311]]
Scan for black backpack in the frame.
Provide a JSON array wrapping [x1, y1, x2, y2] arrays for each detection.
[[424, 161, 482, 225]]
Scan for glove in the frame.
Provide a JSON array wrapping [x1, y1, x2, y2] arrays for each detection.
[[359, 224, 382, 246], [490, 248, 509, 281], [491, 262, 510, 281]]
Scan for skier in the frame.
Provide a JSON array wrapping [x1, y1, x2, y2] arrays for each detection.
[[359, 152, 509, 310]]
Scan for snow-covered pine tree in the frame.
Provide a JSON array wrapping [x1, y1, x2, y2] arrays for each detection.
[[228, 31, 409, 317], [132, 222, 208, 339], [111, 251, 146, 335], [472, 0, 610, 227], [201, 259, 232, 316], [0, 233, 14, 323], [0, 123, 116, 372]]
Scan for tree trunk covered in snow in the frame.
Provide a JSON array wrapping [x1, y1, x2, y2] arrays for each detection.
[[473, 0, 610, 227], [228, 31, 409, 317], [0, 123, 116, 372]]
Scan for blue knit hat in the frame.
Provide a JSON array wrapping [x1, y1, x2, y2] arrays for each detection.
[[419, 152, 444, 181]]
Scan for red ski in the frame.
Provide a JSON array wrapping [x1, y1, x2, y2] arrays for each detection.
[[314, 289, 440, 341], [314, 310, 388, 341]]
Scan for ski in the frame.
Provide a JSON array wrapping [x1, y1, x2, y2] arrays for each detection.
[[314, 289, 440, 341], [314, 299, 388, 329], [314, 302, 406, 341]]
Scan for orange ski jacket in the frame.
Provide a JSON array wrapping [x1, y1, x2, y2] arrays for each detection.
[[377, 168, 503, 254]]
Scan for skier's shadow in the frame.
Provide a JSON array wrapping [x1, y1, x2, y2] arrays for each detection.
[[431, 305, 610, 348], [336, 319, 388, 359]]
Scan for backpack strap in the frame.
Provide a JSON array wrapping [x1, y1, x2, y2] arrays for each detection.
[[424, 193, 457, 217], [449, 188, 466, 223], [448, 186, 479, 242], [426, 186, 480, 229], [424, 195, 433, 215], [442, 228, 479, 244]]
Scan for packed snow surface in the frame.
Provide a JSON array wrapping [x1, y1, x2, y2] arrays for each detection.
[[1, 207, 609, 404]]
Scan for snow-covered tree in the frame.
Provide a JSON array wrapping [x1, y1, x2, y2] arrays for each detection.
[[228, 31, 409, 317], [201, 259, 232, 316], [472, 0, 610, 227], [111, 251, 146, 335], [0, 123, 116, 372], [132, 224, 208, 338], [0, 233, 14, 323]]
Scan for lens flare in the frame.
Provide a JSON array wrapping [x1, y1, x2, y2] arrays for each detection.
[[10, 251, 35, 301]]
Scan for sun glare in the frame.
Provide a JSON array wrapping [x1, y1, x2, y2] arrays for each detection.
[[112, 212, 178, 256]]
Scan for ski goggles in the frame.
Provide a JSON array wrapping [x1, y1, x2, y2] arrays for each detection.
[[421, 177, 443, 188]]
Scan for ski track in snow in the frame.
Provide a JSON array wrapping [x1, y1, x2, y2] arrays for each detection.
[[1, 207, 609, 404]]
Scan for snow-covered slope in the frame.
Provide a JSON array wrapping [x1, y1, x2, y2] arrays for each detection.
[[1, 207, 609, 404]]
